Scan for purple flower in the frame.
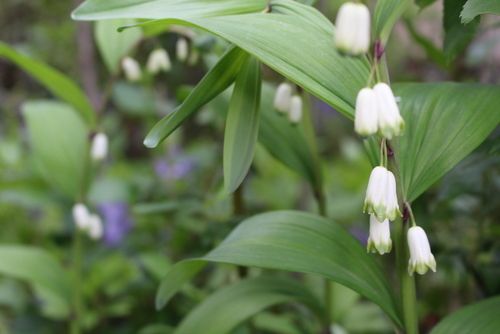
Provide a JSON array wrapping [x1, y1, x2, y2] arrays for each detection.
[[97, 202, 132, 247], [154, 146, 195, 181]]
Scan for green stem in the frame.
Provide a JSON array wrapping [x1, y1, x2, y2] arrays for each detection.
[[71, 230, 83, 334]]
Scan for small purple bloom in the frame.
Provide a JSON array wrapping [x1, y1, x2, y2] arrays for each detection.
[[154, 146, 195, 181], [98, 202, 132, 247]]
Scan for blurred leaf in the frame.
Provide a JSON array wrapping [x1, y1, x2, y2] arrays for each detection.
[[443, 0, 479, 63], [94, 19, 142, 74], [72, 0, 267, 20], [430, 296, 500, 334], [374, 0, 411, 44], [73, 0, 370, 119], [144, 47, 248, 148], [415, 0, 437, 9], [139, 324, 175, 334], [0, 42, 95, 125], [223, 56, 261, 193], [157, 211, 402, 328], [22, 101, 89, 199], [393, 83, 500, 202], [253, 312, 302, 334], [175, 277, 323, 334], [0, 246, 71, 318], [461, 0, 500, 23], [405, 19, 447, 69], [112, 82, 156, 115]]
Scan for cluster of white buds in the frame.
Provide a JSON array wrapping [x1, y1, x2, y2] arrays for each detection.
[[147, 48, 171, 74], [72, 203, 103, 240], [355, 83, 404, 139], [176, 37, 189, 63], [335, 2, 370, 56], [121, 57, 142, 82], [90, 132, 108, 162], [273, 83, 303, 124]]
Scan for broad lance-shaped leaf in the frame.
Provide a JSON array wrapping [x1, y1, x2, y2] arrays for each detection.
[[0, 246, 72, 315], [144, 47, 248, 148], [392, 83, 500, 202], [156, 211, 403, 328], [72, 0, 370, 118], [430, 296, 500, 334], [23, 101, 90, 199], [223, 56, 261, 193], [461, 0, 500, 23], [0, 42, 95, 126], [175, 277, 323, 334]]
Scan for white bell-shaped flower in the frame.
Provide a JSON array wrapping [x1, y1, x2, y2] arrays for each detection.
[[355, 87, 378, 136], [121, 57, 142, 82], [288, 95, 303, 124], [367, 215, 392, 255], [147, 48, 171, 74], [274, 83, 292, 114], [90, 132, 108, 161], [407, 226, 436, 275], [334, 3, 371, 55], [373, 83, 404, 139], [176, 38, 189, 62], [363, 166, 401, 221], [72, 203, 90, 230], [87, 214, 103, 240]]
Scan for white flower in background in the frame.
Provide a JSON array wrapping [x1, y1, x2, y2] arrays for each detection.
[[274, 83, 293, 113], [176, 38, 189, 62], [121, 57, 142, 82], [407, 226, 436, 275], [373, 83, 404, 139], [288, 95, 303, 124], [72, 203, 90, 230], [87, 214, 103, 240], [334, 2, 370, 55], [147, 48, 171, 74], [355, 87, 378, 136], [90, 132, 108, 161], [367, 215, 392, 255], [364, 166, 401, 221], [188, 49, 199, 66]]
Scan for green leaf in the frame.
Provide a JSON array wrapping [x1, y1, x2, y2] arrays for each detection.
[[0, 42, 95, 126], [393, 83, 500, 202], [144, 47, 248, 148], [461, 0, 500, 23], [0, 246, 72, 317], [23, 101, 90, 199], [175, 277, 323, 334], [73, 0, 370, 119], [415, 0, 437, 9], [72, 0, 267, 20], [374, 0, 411, 44], [94, 19, 142, 73], [223, 56, 262, 193], [405, 19, 447, 69], [430, 296, 500, 334], [157, 211, 402, 328], [443, 0, 479, 63]]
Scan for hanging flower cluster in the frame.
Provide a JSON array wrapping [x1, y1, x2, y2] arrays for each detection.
[[72, 203, 103, 240], [335, 2, 436, 275], [273, 82, 303, 125]]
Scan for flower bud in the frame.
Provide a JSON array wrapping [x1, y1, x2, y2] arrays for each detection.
[[363, 166, 401, 221], [355, 88, 378, 136], [72, 203, 90, 230], [88, 214, 103, 240], [90, 132, 108, 161], [274, 83, 293, 114], [147, 48, 171, 74], [407, 226, 436, 275], [373, 83, 404, 139], [367, 215, 392, 255], [288, 95, 303, 124], [121, 57, 142, 82], [334, 3, 371, 55], [176, 38, 189, 62]]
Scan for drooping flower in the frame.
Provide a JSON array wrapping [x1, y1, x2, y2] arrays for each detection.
[[121, 57, 142, 82], [373, 83, 404, 139], [87, 214, 103, 240], [367, 215, 392, 255], [334, 3, 371, 55], [90, 132, 108, 161], [407, 226, 436, 275], [147, 48, 171, 74], [355, 87, 378, 136], [274, 83, 292, 114], [288, 95, 303, 124], [72, 203, 90, 230], [363, 166, 401, 221], [176, 38, 189, 62]]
